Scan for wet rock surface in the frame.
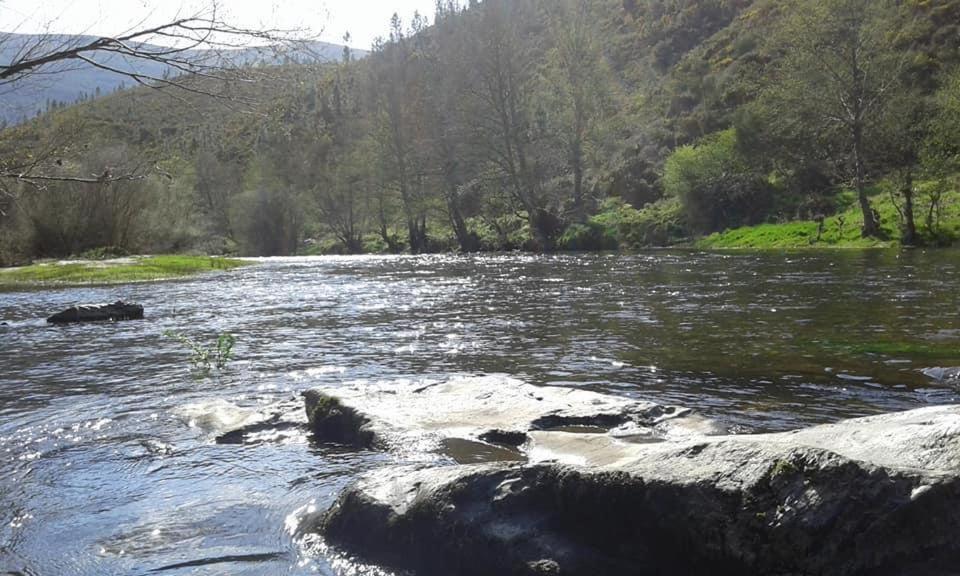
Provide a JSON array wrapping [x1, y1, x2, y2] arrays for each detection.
[[302, 376, 719, 459], [47, 301, 144, 324], [302, 379, 960, 576]]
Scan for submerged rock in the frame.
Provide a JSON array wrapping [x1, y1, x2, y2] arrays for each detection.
[[214, 417, 304, 445], [174, 399, 265, 435], [47, 301, 144, 324], [174, 398, 306, 445], [923, 366, 960, 385], [303, 378, 960, 576]]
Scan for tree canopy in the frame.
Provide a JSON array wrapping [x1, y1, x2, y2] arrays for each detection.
[[3, 0, 960, 264]]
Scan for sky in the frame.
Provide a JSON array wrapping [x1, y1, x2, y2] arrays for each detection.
[[0, 0, 439, 49]]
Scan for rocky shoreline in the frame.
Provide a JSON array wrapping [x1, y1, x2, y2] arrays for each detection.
[[300, 377, 960, 576]]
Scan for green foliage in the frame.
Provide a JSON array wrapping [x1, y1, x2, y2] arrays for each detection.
[[924, 68, 960, 179], [76, 246, 130, 260], [0, 255, 246, 288], [469, 215, 533, 252], [558, 221, 619, 252], [164, 331, 237, 372], [5, 0, 960, 256], [664, 129, 739, 200], [587, 197, 687, 248], [770, 458, 799, 480], [760, 0, 907, 236], [698, 181, 960, 248], [664, 129, 774, 233]]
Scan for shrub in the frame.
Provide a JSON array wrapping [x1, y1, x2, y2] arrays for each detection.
[[591, 197, 688, 248], [470, 215, 531, 252], [77, 246, 130, 260], [164, 331, 236, 372], [558, 222, 619, 251], [664, 128, 775, 234]]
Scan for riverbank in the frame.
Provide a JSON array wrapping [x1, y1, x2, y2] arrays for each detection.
[[0, 255, 248, 288], [696, 188, 960, 249]]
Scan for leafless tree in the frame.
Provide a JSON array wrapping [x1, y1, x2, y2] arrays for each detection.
[[0, 0, 312, 193]]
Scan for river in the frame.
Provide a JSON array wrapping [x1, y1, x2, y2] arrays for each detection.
[[1, 251, 959, 575]]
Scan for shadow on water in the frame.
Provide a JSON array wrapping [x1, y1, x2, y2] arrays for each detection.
[[146, 552, 287, 573], [1, 251, 959, 574]]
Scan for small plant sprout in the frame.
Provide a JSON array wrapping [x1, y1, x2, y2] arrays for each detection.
[[164, 331, 237, 372]]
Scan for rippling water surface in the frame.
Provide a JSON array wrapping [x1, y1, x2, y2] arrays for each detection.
[[1, 252, 959, 574]]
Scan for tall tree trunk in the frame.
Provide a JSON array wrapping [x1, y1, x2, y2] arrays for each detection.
[[397, 173, 426, 254], [572, 138, 585, 223], [529, 208, 561, 252], [901, 169, 917, 246], [405, 212, 427, 254], [377, 195, 400, 253], [853, 123, 879, 237], [446, 190, 479, 252]]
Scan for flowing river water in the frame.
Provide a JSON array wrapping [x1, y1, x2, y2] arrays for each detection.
[[1, 251, 959, 575]]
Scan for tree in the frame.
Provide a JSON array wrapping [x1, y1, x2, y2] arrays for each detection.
[[0, 0, 306, 192], [879, 90, 930, 246], [421, 0, 481, 252], [312, 67, 374, 254], [925, 69, 960, 178], [467, 0, 559, 250], [545, 0, 617, 222], [920, 68, 960, 242], [767, 0, 907, 238], [369, 14, 431, 253]]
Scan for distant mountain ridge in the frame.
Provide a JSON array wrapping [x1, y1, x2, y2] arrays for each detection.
[[0, 33, 367, 125]]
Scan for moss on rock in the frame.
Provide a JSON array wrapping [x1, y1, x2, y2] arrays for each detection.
[[303, 390, 375, 448]]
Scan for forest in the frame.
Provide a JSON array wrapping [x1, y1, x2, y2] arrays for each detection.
[[2, 0, 960, 264]]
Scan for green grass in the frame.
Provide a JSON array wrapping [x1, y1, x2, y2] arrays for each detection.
[[697, 185, 960, 250], [0, 255, 248, 288]]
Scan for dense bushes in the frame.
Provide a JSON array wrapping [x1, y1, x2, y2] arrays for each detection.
[[555, 198, 687, 250], [663, 129, 775, 234], [557, 221, 619, 251], [0, 148, 208, 263]]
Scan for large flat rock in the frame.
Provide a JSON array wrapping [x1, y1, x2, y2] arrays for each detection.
[[301, 378, 960, 575], [302, 376, 721, 462]]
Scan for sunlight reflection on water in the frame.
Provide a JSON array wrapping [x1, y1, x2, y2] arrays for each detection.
[[1, 251, 959, 574]]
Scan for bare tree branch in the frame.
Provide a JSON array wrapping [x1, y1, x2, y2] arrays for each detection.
[[0, 0, 318, 192], [0, 1, 312, 91], [0, 172, 146, 185]]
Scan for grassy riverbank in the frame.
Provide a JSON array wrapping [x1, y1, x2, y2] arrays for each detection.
[[696, 188, 960, 250], [0, 255, 248, 288]]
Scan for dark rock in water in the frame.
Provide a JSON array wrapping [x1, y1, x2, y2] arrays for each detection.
[[47, 301, 144, 324], [303, 390, 376, 448], [478, 429, 529, 447], [303, 377, 960, 576], [139, 439, 175, 457]]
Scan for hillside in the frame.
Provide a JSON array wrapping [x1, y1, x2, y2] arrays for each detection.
[[2, 0, 960, 264], [0, 33, 365, 125]]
